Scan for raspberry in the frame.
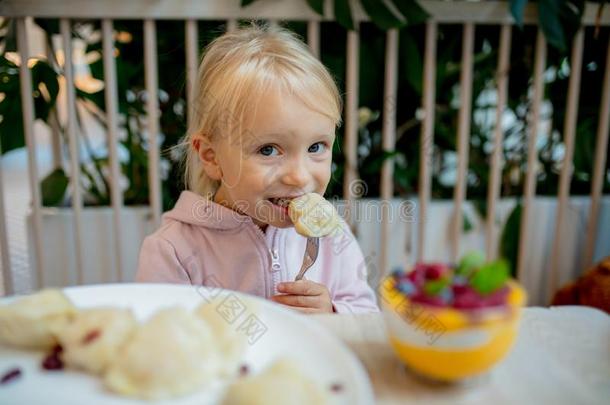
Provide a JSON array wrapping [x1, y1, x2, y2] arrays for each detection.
[[407, 268, 426, 287], [410, 293, 445, 307], [425, 263, 446, 280], [453, 287, 486, 309], [482, 286, 510, 307]]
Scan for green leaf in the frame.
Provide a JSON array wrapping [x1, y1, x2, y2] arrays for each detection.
[[473, 199, 487, 220], [538, 0, 567, 52], [334, 0, 355, 31], [572, 118, 596, 176], [362, 150, 401, 174], [510, 0, 529, 28], [240, 0, 259, 7], [393, 0, 429, 25], [33, 18, 60, 36], [470, 260, 510, 295], [0, 56, 59, 155], [457, 251, 486, 277], [400, 30, 423, 95], [41, 168, 70, 207], [424, 278, 450, 295], [0, 19, 17, 52], [463, 210, 473, 233], [499, 203, 521, 278], [25, 61, 60, 126], [0, 54, 24, 154], [360, 0, 405, 30], [0, 96, 26, 154], [306, 0, 325, 15]]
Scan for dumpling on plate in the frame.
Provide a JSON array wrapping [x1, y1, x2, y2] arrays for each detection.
[[0, 289, 76, 350], [56, 308, 136, 375], [104, 307, 221, 399], [221, 358, 329, 405], [194, 297, 248, 377]]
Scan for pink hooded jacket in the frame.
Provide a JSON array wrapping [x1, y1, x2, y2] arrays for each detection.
[[136, 191, 379, 313]]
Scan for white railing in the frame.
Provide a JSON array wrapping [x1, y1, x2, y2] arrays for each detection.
[[1, 0, 609, 302]]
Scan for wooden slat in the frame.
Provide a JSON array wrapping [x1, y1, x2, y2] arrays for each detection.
[[185, 19, 198, 129], [226, 19, 238, 32], [17, 18, 44, 289], [60, 18, 85, 285], [549, 28, 585, 297], [307, 20, 320, 59], [417, 20, 437, 262], [485, 24, 511, 260], [1, 1, 609, 26], [0, 143, 14, 295], [380, 28, 398, 278], [451, 22, 474, 262], [144, 20, 162, 227], [517, 30, 547, 282], [43, 40, 63, 172], [583, 37, 610, 269], [343, 27, 359, 227], [102, 19, 124, 281]]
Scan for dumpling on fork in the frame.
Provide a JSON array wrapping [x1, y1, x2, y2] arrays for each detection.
[[288, 193, 342, 238], [0, 289, 77, 350]]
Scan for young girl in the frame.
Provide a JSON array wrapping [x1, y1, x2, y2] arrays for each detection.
[[136, 24, 378, 314]]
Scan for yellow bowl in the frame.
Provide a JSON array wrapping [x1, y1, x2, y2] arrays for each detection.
[[379, 277, 526, 382]]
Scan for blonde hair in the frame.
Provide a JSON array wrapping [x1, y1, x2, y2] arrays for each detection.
[[183, 23, 342, 197]]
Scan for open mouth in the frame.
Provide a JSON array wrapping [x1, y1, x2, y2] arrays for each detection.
[[267, 197, 295, 209]]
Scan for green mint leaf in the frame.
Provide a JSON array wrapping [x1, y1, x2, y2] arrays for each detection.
[[469, 260, 509, 295], [456, 251, 486, 277], [424, 278, 450, 296]]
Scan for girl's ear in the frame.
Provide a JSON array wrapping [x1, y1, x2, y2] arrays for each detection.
[[192, 134, 222, 181]]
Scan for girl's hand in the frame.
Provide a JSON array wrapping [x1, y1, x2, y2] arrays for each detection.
[[271, 280, 334, 314]]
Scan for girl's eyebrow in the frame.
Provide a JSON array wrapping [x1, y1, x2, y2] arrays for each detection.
[[253, 132, 335, 142], [255, 132, 285, 139]]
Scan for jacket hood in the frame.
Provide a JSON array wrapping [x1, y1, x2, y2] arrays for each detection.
[[163, 191, 254, 230]]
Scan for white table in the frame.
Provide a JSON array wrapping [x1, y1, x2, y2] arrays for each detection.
[[312, 306, 610, 405]]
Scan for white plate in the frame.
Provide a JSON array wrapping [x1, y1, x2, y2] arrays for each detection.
[[0, 283, 374, 405]]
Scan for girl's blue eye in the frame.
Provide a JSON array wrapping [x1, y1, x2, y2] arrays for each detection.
[[259, 145, 278, 156], [308, 142, 326, 154]]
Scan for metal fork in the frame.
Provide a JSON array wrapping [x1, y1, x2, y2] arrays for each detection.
[[294, 237, 319, 281]]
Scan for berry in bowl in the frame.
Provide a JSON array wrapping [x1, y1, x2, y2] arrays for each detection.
[[379, 252, 526, 382]]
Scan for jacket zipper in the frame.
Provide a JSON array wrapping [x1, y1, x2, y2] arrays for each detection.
[[269, 228, 281, 295], [248, 222, 280, 298]]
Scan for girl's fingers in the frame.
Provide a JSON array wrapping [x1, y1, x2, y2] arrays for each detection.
[[277, 280, 321, 296], [271, 294, 321, 308], [275, 302, 322, 314], [290, 306, 320, 314]]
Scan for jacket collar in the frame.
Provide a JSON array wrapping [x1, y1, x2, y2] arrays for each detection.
[[163, 190, 256, 231]]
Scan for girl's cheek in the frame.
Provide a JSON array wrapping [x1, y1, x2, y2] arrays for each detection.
[[260, 164, 282, 183]]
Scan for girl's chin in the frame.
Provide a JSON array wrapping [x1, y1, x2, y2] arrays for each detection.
[[272, 221, 295, 229], [264, 218, 294, 229], [250, 214, 293, 230]]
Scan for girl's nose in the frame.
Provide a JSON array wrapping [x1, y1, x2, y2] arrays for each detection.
[[281, 158, 312, 189]]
